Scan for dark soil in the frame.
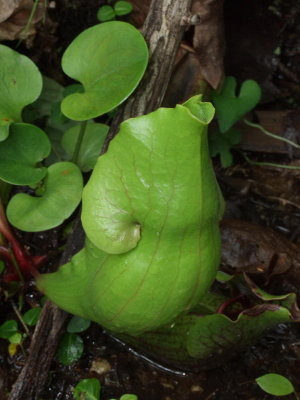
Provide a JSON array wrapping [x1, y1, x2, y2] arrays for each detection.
[[1, 0, 300, 399]]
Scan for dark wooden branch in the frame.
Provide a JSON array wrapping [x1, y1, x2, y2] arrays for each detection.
[[8, 1, 192, 398], [103, 0, 193, 151], [8, 218, 85, 400]]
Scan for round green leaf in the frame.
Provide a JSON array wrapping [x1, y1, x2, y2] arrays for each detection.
[[0, 45, 42, 141], [7, 161, 83, 232], [114, 1, 133, 16], [62, 122, 109, 171], [256, 373, 294, 396], [56, 332, 83, 365], [0, 320, 18, 339], [74, 378, 101, 400], [67, 316, 91, 333], [0, 123, 51, 185], [23, 307, 42, 326], [97, 5, 115, 21], [8, 332, 22, 344], [61, 22, 148, 121]]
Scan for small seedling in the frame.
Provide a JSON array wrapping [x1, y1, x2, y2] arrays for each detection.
[[97, 1, 133, 22], [0, 305, 42, 356], [210, 76, 300, 168], [210, 76, 261, 168], [212, 76, 261, 133], [73, 377, 138, 400]]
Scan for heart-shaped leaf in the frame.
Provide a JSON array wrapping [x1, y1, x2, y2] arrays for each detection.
[[212, 76, 261, 133], [0, 45, 42, 141], [0, 123, 51, 185], [62, 122, 109, 171], [7, 162, 83, 232], [61, 21, 148, 121]]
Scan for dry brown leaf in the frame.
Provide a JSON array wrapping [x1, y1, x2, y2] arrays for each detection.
[[0, 0, 45, 41], [163, 51, 205, 106], [192, 0, 225, 89], [221, 218, 300, 291], [0, 0, 21, 23]]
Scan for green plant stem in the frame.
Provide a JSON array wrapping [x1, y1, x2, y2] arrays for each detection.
[[241, 152, 300, 170], [244, 119, 300, 150], [72, 120, 88, 164], [19, 342, 27, 357], [17, 0, 40, 47], [10, 300, 30, 337], [10, 251, 25, 284]]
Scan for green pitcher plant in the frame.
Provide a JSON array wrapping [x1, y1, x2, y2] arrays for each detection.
[[38, 96, 224, 335], [0, 19, 298, 366]]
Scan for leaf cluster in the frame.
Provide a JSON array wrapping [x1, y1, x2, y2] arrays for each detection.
[[74, 377, 137, 400], [0, 306, 41, 355], [0, 21, 148, 233], [97, 1, 133, 22]]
